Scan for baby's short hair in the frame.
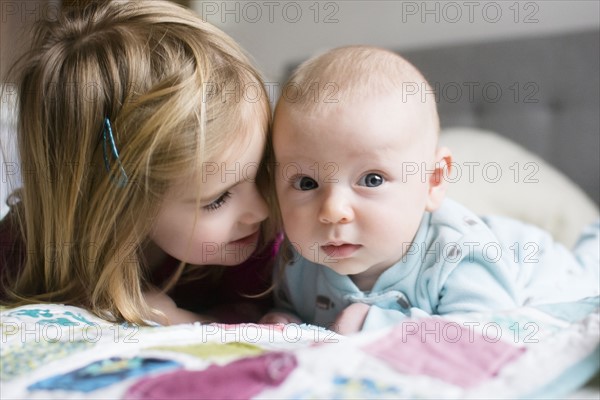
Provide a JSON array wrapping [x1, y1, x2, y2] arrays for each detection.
[[278, 45, 438, 122]]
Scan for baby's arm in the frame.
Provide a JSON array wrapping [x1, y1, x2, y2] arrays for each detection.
[[337, 258, 519, 332], [144, 289, 215, 325], [259, 254, 306, 325], [435, 258, 519, 315]]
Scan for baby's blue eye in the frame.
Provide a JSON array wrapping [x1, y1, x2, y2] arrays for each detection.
[[358, 173, 384, 187], [293, 176, 318, 191]]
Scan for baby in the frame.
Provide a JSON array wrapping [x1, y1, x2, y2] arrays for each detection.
[[262, 46, 600, 334]]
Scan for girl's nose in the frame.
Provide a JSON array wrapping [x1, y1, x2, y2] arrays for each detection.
[[239, 183, 269, 225], [318, 189, 354, 224]]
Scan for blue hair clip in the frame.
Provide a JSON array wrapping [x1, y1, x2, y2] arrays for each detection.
[[102, 117, 128, 187]]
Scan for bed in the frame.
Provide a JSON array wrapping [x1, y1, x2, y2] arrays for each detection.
[[1, 30, 599, 399], [1, 298, 598, 399]]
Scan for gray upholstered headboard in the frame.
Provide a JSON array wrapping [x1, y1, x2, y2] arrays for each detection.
[[284, 29, 599, 205], [402, 29, 599, 205]]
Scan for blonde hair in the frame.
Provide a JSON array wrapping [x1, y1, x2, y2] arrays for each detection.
[[2, 0, 271, 324], [277, 45, 438, 118]]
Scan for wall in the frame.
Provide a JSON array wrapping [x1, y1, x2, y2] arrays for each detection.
[[1, 0, 61, 217], [190, 0, 600, 83]]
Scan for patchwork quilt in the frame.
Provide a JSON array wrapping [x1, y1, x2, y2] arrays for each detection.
[[1, 297, 598, 399]]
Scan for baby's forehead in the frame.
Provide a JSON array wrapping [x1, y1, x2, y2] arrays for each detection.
[[278, 56, 436, 117], [278, 89, 435, 129], [277, 94, 436, 150]]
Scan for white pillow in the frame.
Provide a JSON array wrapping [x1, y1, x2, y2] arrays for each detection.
[[439, 127, 599, 248]]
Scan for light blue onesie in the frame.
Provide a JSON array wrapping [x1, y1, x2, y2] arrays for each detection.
[[274, 199, 600, 331]]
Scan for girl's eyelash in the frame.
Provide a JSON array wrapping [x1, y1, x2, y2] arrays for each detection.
[[203, 191, 232, 212]]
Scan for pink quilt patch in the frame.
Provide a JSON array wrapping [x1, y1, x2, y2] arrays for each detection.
[[363, 318, 525, 388], [123, 351, 296, 399]]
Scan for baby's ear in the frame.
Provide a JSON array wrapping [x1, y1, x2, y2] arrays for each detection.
[[425, 147, 452, 212]]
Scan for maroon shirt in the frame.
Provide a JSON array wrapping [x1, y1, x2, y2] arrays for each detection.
[[149, 241, 278, 322], [0, 211, 277, 322]]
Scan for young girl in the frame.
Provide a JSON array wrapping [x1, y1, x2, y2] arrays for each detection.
[[0, 0, 277, 325]]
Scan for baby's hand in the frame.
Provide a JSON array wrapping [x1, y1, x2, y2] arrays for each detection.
[[259, 311, 302, 325], [332, 303, 370, 335]]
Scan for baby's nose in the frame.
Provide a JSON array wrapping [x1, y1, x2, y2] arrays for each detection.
[[318, 190, 354, 224]]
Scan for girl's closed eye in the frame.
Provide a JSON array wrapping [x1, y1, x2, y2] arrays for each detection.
[[292, 176, 319, 191], [203, 191, 232, 211], [358, 172, 385, 187]]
